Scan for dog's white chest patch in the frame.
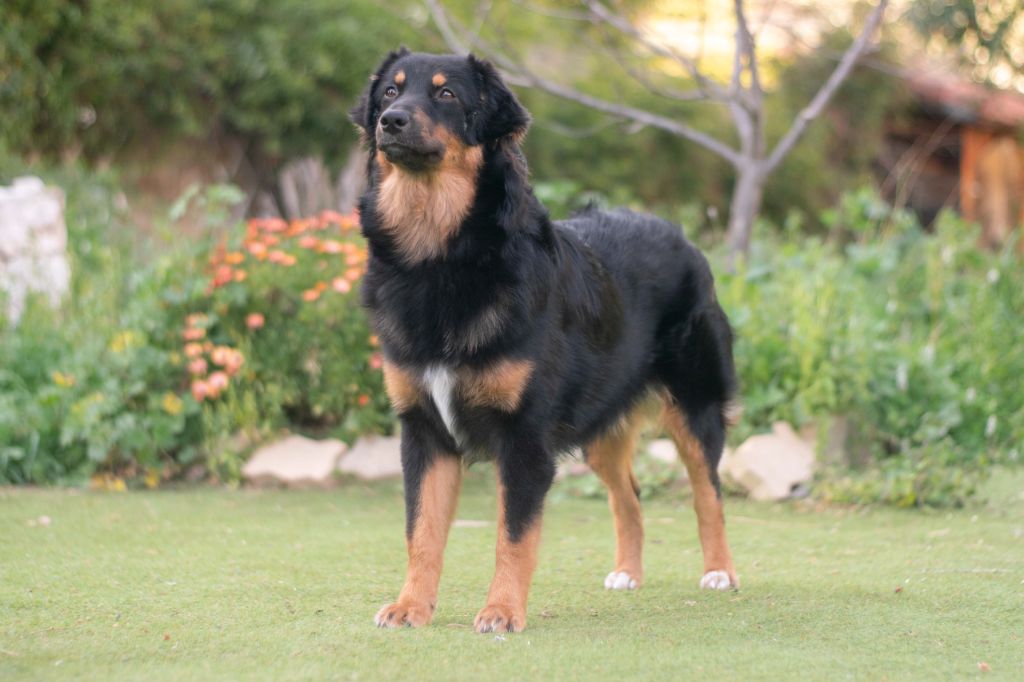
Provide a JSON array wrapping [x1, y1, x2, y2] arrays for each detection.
[[423, 364, 461, 444]]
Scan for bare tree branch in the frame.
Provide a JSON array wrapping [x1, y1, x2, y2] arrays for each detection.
[[465, 0, 494, 52], [734, 0, 762, 103], [587, 31, 713, 102], [423, 0, 742, 165], [423, 0, 891, 258], [581, 0, 726, 100], [764, 0, 889, 172], [509, 0, 592, 23]]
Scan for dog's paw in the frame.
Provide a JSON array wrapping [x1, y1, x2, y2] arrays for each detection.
[[699, 569, 738, 591], [604, 571, 640, 590], [474, 603, 525, 633], [374, 600, 433, 628]]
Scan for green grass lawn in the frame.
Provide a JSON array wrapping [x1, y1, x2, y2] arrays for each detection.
[[2, 470, 1022, 681]]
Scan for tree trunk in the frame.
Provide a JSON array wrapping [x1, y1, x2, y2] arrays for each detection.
[[725, 161, 766, 265]]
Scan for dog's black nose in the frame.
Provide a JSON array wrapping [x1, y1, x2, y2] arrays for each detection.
[[380, 109, 410, 134]]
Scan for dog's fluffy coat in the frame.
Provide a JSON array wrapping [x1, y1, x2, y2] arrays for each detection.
[[352, 50, 739, 633]]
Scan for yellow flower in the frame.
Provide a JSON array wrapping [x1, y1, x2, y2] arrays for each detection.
[[52, 371, 76, 388], [144, 469, 161, 489], [89, 474, 127, 492], [161, 392, 184, 416], [109, 330, 142, 354]]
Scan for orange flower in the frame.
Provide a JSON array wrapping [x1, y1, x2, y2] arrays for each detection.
[[188, 358, 208, 375], [191, 379, 210, 402], [224, 251, 245, 265], [248, 217, 287, 233], [302, 288, 321, 302], [345, 252, 362, 267], [344, 268, 362, 282], [369, 334, 379, 347], [319, 240, 343, 254], [212, 265, 234, 287], [332, 277, 351, 293], [299, 236, 320, 249], [280, 254, 297, 267], [268, 249, 287, 263], [207, 371, 230, 397], [264, 234, 280, 246], [233, 270, 247, 282], [246, 313, 265, 329], [320, 210, 346, 224], [225, 354, 244, 376], [211, 347, 244, 375], [184, 342, 204, 358], [357, 394, 370, 407], [183, 327, 206, 341], [247, 241, 268, 259], [369, 353, 383, 370]]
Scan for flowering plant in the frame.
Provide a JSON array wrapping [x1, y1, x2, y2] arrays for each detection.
[[180, 210, 392, 474]]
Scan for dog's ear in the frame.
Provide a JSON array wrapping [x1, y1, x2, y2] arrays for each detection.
[[468, 55, 530, 144], [350, 47, 410, 136]]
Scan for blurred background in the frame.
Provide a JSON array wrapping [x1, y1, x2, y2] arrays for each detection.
[[1, 0, 1021, 506]]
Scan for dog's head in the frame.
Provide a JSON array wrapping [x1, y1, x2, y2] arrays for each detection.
[[351, 50, 530, 171]]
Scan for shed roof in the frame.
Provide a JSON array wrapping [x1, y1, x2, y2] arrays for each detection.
[[908, 71, 1024, 129]]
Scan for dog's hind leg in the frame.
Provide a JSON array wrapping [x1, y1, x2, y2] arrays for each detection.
[[658, 303, 738, 590], [662, 401, 737, 590], [586, 411, 644, 590]]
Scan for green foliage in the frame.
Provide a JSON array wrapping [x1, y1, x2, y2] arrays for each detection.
[[907, 0, 1024, 89], [717, 189, 1023, 506], [0, 172, 391, 485], [0, 229, 203, 485], [3, 159, 1020, 506], [0, 0, 419, 164]]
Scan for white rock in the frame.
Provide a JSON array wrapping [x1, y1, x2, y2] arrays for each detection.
[[723, 422, 815, 501], [337, 435, 403, 480], [0, 177, 69, 323], [242, 434, 347, 488], [646, 438, 678, 464]]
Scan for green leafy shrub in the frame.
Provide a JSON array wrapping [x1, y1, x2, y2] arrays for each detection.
[[0, 0, 417, 163], [0, 169, 391, 485], [716, 191, 1023, 506], [0, 248, 203, 485]]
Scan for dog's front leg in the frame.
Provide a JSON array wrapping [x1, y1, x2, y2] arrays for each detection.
[[475, 441, 555, 634], [375, 417, 462, 628]]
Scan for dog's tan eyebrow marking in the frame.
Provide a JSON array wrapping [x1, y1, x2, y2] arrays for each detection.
[[394, 70, 406, 85], [432, 72, 447, 87]]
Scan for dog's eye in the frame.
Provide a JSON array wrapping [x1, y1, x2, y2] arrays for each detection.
[[438, 88, 456, 100], [384, 86, 398, 98]]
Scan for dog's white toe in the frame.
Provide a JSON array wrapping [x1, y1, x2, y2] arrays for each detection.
[[699, 569, 735, 590], [604, 571, 638, 590]]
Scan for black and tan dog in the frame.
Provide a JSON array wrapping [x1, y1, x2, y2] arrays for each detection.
[[352, 50, 739, 634]]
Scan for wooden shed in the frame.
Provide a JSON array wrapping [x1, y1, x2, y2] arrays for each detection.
[[880, 70, 1024, 250]]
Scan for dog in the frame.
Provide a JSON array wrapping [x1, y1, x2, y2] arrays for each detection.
[[351, 49, 739, 634]]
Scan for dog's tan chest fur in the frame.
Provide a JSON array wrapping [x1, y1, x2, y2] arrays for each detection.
[[382, 359, 535, 437], [375, 133, 483, 264]]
